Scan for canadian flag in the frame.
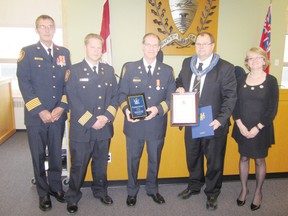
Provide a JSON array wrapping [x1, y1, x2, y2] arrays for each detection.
[[100, 0, 112, 65]]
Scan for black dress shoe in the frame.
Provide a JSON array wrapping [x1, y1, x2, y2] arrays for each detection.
[[67, 203, 78, 214], [148, 193, 165, 204], [178, 188, 200, 199], [250, 193, 262, 211], [236, 198, 246, 206], [126, 195, 137, 206], [250, 202, 261, 211], [39, 195, 52, 211], [206, 197, 217, 210], [99, 195, 113, 205], [49, 190, 65, 203], [237, 190, 249, 206]]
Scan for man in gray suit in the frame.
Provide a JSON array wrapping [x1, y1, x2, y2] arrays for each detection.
[[118, 33, 176, 206], [176, 32, 237, 210]]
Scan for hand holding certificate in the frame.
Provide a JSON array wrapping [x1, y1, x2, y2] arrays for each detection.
[[170, 92, 199, 126]]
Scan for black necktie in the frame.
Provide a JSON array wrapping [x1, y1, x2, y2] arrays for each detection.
[[147, 65, 152, 77], [47, 48, 53, 62], [93, 66, 97, 74], [192, 63, 203, 93]]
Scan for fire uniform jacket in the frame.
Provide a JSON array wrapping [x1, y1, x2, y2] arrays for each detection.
[[66, 60, 118, 142], [17, 41, 71, 125]]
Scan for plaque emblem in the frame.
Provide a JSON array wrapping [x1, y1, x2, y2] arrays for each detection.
[[147, 0, 219, 55], [169, 0, 198, 34]]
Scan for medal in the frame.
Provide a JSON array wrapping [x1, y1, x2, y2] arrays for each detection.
[[156, 79, 160, 90]]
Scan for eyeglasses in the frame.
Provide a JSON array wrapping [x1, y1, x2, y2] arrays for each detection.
[[247, 57, 264, 61], [37, 25, 55, 30], [195, 43, 213, 47], [144, 43, 160, 49]]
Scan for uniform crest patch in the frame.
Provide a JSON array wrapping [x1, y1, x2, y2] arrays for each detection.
[[17, 50, 25, 62]]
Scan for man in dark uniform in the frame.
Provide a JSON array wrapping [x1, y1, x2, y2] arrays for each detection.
[[176, 32, 237, 210], [17, 15, 71, 211], [65, 33, 118, 214], [118, 33, 176, 206]]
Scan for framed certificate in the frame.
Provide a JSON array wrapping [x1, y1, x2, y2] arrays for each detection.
[[127, 93, 148, 119], [170, 92, 199, 126]]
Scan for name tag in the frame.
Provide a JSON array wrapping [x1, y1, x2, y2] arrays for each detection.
[[79, 78, 89, 82], [133, 78, 141, 83], [34, 57, 43, 61]]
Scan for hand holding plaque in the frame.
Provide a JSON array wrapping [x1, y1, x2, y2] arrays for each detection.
[[127, 93, 148, 119]]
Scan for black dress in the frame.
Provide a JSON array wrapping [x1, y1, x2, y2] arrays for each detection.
[[232, 74, 279, 158]]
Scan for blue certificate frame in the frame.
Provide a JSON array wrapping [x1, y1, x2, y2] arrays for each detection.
[[127, 93, 148, 119]]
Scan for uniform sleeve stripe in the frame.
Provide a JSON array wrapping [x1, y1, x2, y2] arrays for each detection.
[[120, 101, 128, 110], [61, 95, 68, 104], [25, 98, 42, 111], [107, 106, 117, 118], [78, 111, 93, 126], [160, 101, 168, 115]]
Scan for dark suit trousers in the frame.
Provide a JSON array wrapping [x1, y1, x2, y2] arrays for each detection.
[[185, 126, 228, 198], [65, 139, 110, 204], [26, 122, 65, 197], [126, 136, 164, 196]]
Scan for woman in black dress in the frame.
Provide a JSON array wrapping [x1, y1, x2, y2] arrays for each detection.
[[232, 47, 279, 211]]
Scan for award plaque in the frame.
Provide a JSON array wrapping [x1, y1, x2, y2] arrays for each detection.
[[170, 92, 199, 126], [127, 93, 148, 119]]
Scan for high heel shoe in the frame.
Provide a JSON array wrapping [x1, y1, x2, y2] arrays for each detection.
[[236, 190, 249, 206], [250, 193, 262, 211], [237, 198, 246, 206], [250, 202, 261, 211]]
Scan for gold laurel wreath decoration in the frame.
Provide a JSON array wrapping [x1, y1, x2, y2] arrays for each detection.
[[148, 0, 217, 49]]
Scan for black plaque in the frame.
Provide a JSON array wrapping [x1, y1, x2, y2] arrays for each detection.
[[127, 93, 148, 119]]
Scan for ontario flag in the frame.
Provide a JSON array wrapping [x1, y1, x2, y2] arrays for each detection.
[[100, 0, 112, 65], [260, 4, 271, 74]]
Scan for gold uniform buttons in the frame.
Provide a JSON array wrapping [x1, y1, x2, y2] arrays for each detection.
[[98, 107, 101, 110], [149, 86, 152, 88], [38, 65, 41, 68], [52, 96, 56, 99], [98, 85, 101, 88], [148, 96, 151, 100], [83, 86, 86, 88], [53, 86, 56, 88], [53, 75, 56, 78], [99, 96, 102, 99]]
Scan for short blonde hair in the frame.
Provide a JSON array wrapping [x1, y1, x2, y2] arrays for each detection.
[[244, 47, 270, 71], [84, 33, 104, 46]]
